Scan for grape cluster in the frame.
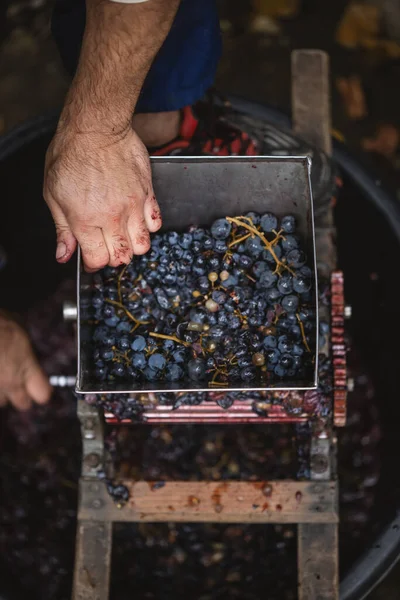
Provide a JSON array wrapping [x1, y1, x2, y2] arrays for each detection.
[[85, 213, 315, 388]]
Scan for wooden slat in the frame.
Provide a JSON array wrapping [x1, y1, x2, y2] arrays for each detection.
[[291, 49, 332, 155], [78, 479, 338, 524], [72, 520, 112, 600], [298, 523, 339, 600]]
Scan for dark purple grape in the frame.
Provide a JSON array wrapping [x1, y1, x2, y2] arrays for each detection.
[[260, 212, 278, 232], [210, 218, 232, 240], [188, 359, 206, 381], [281, 215, 296, 233]]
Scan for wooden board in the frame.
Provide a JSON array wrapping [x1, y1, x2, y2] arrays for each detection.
[[78, 479, 338, 524], [298, 523, 339, 600], [72, 520, 112, 600]]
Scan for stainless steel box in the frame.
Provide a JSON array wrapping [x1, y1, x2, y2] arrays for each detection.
[[76, 156, 318, 394]]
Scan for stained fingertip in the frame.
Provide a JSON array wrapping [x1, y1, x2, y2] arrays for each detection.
[[104, 234, 133, 267], [133, 230, 151, 255], [56, 237, 77, 263], [144, 196, 162, 233]]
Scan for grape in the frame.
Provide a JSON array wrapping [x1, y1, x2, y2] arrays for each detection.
[[240, 367, 256, 381], [257, 270, 277, 289], [281, 215, 296, 233], [167, 231, 179, 245], [117, 336, 130, 351], [101, 349, 114, 361], [277, 274, 293, 295], [266, 349, 280, 366], [260, 212, 278, 232], [172, 349, 186, 364], [131, 353, 146, 369], [245, 211, 260, 225], [293, 275, 312, 294], [281, 295, 299, 313], [263, 335, 277, 349], [165, 364, 183, 381], [149, 353, 167, 371], [188, 359, 206, 381], [281, 235, 299, 252], [245, 236, 263, 257], [286, 249, 306, 268], [210, 218, 232, 239], [116, 321, 132, 333], [111, 363, 126, 377]]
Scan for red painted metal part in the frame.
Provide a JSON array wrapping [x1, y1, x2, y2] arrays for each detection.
[[105, 402, 307, 424], [331, 270, 347, 427]]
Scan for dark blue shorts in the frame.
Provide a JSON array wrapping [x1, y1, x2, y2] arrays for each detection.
[[52, 0, 221, 113]]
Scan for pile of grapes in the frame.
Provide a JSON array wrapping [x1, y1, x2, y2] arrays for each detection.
[[86, 213, 316, 387]]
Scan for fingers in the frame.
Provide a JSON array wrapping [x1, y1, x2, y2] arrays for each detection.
[[48, 201, 78, 264], [24, 360, 52, 405], [127, 212, 151, 255], [8, 386, 32, 411], [102, 216, 134, 267], [144, 194, 162, 233], [74, 226, 110, 272]]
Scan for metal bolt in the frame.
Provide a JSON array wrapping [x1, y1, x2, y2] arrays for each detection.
[[89, 483, 100, 493], [84, 418, 95, 430], [344, 305, 352, 319], [91, 499, 103, 509], [49, 375, 76, 388], [310, 454, 329, 474], [347, 377, 355, 392], [84, 429, 95, 440], [63, 301, 77, 322], [85, 453, 101, 468]]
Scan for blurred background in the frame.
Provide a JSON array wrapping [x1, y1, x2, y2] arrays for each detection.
[[1, 1, 400, 599]]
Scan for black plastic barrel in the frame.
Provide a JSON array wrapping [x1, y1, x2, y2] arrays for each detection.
[[0, 101, 400, 599]]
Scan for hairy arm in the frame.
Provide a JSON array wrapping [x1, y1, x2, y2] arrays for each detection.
[[44, 0, 180, 270]]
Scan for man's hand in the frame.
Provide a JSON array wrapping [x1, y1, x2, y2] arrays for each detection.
[[44, 127, 161, 271], [0, 313, 52, 411], [44, 0, 180, 271]]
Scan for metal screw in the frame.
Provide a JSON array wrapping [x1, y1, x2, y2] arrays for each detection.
[[89, 483, 100, 493], [91, 499, 103, 509], [84, 418, 95, 430], [347, 377, 355, 392], [344, 305, 352, 319], [63, 301, 77, 322], [85, 453, 101, 468]]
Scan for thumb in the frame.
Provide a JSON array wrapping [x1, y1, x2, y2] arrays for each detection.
[[49, 201, 77, 263], [24, 356, 52, 405]]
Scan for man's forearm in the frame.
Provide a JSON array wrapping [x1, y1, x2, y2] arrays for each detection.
[[59, 0, 180, 135]]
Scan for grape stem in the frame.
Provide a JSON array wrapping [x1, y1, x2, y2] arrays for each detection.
[[117, 264, 128, 304], [226, 216, 295, 275], [296, 313, 311, 353], [149, 332, 190, 347], [228, 232, 252, 248], [105, 299, 149, 327]]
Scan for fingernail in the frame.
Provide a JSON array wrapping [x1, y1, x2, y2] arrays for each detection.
[[56, 242, 67, 261]]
